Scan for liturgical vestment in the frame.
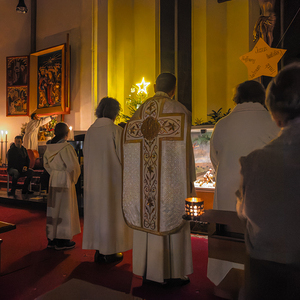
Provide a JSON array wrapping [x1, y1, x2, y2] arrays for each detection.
[[23, 116, 51, 151], [82, 118, 132, 255], [208, 102, 279, 285], [122, 92, 196, 282], [43, 141, 81, 240]]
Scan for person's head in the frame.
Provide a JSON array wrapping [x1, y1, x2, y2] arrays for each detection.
[[266, 62, 300, 127], [232, 80, 265, 105], [14, 136, 23, 148], [54, 122, 69, 141], [31, 113, 39, 120], [154, 73, 176, 98], [95, 97, 120, 120]]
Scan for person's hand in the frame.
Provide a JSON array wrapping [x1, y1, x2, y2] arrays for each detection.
[[22, 166, 27, 172]]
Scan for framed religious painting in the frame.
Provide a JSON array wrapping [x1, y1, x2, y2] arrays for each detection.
[[6, 55, 29, 116], [29, 44, 70, 116]]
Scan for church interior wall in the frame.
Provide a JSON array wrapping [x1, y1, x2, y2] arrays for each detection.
[[226, 0, 250, 110], [0, 0, 94, 147], [0, 1, 32, 146], [0, 0, 258, 146], [192, 0, 253, 123], [107, 0, 158, 117], [36, 0, 92, 131]]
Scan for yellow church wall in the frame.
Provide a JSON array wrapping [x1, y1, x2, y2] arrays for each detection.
[[192, 0, 207, 124], [107, 0, 158, 118], [192, 0, 251, 124], [226, 1, 249, 110], [0, 0, 260, 150]]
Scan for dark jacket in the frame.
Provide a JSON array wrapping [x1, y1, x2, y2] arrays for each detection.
[[7, 144, 30, 173]]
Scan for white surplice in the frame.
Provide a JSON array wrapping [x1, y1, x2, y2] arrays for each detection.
[[43, 141, 81, 240], [210, 102, 279, 212], [82, 118, 132, 255], [23, 116, 51, 151], [123, 92, 196, 282], [208, 102, 280, 285]]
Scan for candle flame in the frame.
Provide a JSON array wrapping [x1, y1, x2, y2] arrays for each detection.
[[186, 197, 202, 203]]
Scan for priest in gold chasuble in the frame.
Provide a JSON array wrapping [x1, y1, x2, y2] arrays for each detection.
[[122, 73, 196, 284]]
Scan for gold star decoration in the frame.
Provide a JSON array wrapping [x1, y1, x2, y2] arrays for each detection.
[[136, 77, 150, 94], [240, 38, 286, 80]]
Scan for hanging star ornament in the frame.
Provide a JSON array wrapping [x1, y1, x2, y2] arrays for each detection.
[[136, 77, 150, 94], [240, 38, 286, 80]]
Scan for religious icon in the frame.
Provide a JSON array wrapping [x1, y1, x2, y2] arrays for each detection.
[[253, 0, 276, 46], [6, 56, 29, 116], [6, 86, 28, 116], [7, 56, 29, 87], [29, 44, 70, 115], [37, 50, 62, 109]]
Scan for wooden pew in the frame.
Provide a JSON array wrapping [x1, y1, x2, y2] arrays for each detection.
[[201, 209, 246, 300]]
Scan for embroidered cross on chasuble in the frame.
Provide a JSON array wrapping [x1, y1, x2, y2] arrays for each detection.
[[122, 95, 190, 236]]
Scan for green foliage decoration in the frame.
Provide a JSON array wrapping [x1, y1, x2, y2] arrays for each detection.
[[120, 84, 149, 122], [194, 108, 231, 125]]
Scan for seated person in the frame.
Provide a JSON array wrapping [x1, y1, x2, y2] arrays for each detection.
[[7, 136, 33, 197], [236, 63, 300, 299]]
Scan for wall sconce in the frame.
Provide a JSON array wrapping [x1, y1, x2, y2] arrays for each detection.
[[16, 0, 28, 13], [183, 197, 204, 221]]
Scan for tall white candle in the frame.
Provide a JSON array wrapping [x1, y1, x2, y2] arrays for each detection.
[[69, 126, 74, 141], [5, 131, 8, 164], [0, 130, 3, 164]]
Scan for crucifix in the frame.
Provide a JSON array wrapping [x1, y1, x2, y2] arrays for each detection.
[[124, 97, 185, 233]]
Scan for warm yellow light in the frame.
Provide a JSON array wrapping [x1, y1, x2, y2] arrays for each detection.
[[186, 197, 202, 203], [136, 77, 150, 95]]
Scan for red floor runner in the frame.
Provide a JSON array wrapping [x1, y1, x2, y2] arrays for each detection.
[[0, 203, 220, 300]]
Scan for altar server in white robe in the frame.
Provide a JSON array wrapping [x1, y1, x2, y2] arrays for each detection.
[[43, 122, 81, 250], [122, 73, 196, 285], [208, 80, 279, 286], [23, 113, 52, 151], [82, 97, 132, 264]]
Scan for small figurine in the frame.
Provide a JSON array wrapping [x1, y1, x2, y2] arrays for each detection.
[[196, 168, 215, 187]]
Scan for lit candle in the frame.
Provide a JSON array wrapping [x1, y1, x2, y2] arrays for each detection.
[[0, 130, 3, 163], [5, 131, 7, 164], [69, 126, 73, 140]]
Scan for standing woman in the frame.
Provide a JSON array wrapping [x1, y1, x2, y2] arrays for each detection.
[[237, 63, 300, 299], [44, 122, 81, 250], [82, 97, 132, 264]]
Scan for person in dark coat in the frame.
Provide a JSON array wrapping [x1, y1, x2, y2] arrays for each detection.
[[7, 136, 33, 197]]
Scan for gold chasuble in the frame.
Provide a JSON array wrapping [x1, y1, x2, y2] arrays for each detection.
[[122, 92, 192, 236]]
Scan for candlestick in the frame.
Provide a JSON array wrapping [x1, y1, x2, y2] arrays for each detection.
[[1, 140, 3, 166], [5, 131, 7, 165]]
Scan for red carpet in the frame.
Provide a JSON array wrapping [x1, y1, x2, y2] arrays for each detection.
[[0, 202, 220, 300]]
